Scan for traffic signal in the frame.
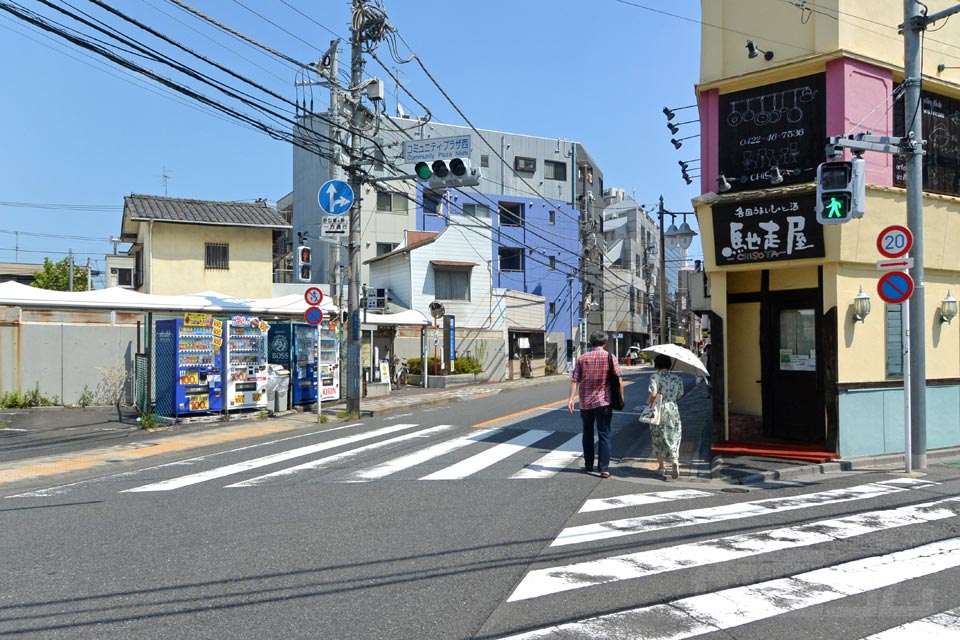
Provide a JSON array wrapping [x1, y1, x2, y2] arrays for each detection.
[[296, 245, 311, 282], [415, 157, 481, 190], [816, 157, 865, 225]]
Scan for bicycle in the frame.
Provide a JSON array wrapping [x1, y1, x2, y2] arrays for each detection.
[[392, 357, 409, 389]]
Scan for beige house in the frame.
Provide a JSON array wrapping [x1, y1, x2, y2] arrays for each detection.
[[120, 194, 290, 298]]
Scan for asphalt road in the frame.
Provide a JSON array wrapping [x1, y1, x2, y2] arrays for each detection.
[[3, 376, 960, 639]]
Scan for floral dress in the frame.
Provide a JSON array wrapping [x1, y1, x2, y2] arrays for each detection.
[[649, 371, 684, 463]]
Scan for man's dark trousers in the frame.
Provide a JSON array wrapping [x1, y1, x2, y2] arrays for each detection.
[[580, 405, 612, 472]]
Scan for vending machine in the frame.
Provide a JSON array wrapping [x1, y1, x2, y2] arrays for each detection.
[[154, 316, 223, 417], [268, 322, 319, 406], [224, 315, 269, 411], [319, 320, 341, 401]]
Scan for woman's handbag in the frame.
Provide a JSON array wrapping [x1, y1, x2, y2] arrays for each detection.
[[607, 353, 625, 411], [639, 393, 663, 425]]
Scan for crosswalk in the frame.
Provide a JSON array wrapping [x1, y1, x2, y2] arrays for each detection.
[[6, 422, 603, 498], [487, 476, 960, 639]]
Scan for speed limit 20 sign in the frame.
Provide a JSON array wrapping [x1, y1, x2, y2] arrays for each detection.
[[877, 225, 913, 259]]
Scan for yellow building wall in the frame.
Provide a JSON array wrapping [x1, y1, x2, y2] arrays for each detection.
[[149, 223, 275, 298], [835, 188, 960, 382], [727, 302, 762, 416], [701, 1, 960, 87]]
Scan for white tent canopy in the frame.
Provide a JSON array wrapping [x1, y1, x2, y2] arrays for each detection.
[[0, 281, 337, 316], [360, 309, 430, 328]]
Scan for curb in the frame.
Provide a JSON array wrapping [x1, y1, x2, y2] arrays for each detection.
[[711, 445, 960, 485]]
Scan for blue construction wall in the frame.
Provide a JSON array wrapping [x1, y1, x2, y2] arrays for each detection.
[[838, 384, 960, 457]]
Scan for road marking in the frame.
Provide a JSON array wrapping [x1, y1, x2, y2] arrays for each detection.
[[122, 424, 420, 492], [6, 423, 365, 498], [579, 489, 713, 513], [472, 401, 566, 428], [511, 435, 582, 479], [861, 606, 960, 638], [510, 495, 960, 602], [551, 478, 936, 547], [226, 424, 458, 487], [421, 430, 554, 480], [343, 428, 503, 482], [500, 536, 960, 639]]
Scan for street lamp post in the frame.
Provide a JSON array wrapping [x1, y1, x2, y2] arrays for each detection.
[[656, 195, 697, 345]]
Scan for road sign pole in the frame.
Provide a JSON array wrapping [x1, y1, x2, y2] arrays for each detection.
[[904, 0, 927, 469], [345, 0, 365, 416], [903, 298, 912, 474]]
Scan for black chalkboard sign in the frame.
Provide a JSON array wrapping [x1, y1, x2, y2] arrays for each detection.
[[893, 88, 960, 197], [712, 193, 824, 266], [718, 74, 826, 193]]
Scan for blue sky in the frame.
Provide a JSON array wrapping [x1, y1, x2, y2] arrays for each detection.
[[0, 0, 703, 285]]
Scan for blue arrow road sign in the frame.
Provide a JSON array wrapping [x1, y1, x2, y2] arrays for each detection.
[[318, 179, 354, 215]]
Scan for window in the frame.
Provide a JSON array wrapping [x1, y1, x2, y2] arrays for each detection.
[[423, 191, 441, 215], [376, 242, 398, 256], [205, 243, 229, 270], [514, 156, 536, 173], [499, 202, 524, 227], [480, 155, 490, 168], [549, 256, 556, 270], [376, 191, 408, 212], [134, 250, 143, 288], [548, 210, 556, 225], [886, 304, 903, 377], [435, 267, 471, 300], [549, 302, 556, 317], [462, 203, 489, 218], [544, 160, 566, 181], [499, 247, 524, 271]]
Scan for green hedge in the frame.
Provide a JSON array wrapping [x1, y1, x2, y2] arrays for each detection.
[[406, 356, 481, 375]]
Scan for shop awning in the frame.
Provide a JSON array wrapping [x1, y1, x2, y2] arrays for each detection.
[[429, 260, 477, 268], [360, 308, 430, 328]]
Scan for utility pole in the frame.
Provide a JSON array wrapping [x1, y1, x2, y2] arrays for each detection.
[[86, 257, 92, 291], [68, 249, 74, 292], [903, 0, 927, 470], [345, 0, 366, 414], [658, 196, 667, 345]]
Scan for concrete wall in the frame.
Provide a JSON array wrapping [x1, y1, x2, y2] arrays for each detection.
[[0, 307, 138, 405]]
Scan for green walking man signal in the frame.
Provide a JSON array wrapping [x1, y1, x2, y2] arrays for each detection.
[[815, 157, 865, 225]]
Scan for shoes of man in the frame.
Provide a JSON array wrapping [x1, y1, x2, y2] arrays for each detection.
[[600, 471, 611, 479], [671, 462, 680, 479]]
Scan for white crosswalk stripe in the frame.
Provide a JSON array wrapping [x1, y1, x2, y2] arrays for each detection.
[[551, 478, 936, 547], [860, 606, 960, 638], [420, 429, 555, 480], [226, 424, 459, 487], [579, 489, 713, 513], [500, 537, 960, 639], [510, 495, 960, 602], [341, 427, 504, 482], [123, 423, 422, 492], [511, 435, 582, 479]]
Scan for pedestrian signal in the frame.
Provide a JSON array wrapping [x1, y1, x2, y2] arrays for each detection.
[[816, 158, 865, 225]]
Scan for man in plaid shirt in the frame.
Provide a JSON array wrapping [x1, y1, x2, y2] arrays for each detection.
[[568, 330, 623, 478]]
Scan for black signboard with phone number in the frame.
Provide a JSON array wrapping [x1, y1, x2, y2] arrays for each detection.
[[718, 74, 826, 193]]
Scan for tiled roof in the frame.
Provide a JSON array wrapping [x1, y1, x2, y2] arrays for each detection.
[[124, 194, 290, 229]]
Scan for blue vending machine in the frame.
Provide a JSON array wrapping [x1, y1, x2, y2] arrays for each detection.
[[155, 317, 223, 417], [268, 322, 319, 406]]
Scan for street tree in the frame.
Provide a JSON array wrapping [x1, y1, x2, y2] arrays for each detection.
[[31, 257, 89, 291]]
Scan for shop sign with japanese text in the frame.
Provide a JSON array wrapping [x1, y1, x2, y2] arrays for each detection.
[[712, 193, 823, 266]]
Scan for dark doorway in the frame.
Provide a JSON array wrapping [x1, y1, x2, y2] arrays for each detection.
[[763, 291, 823, 442]]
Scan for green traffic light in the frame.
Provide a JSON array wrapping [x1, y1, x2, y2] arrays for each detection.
[[821, 193, 851, 221], [415, 162, 432, 180], [826, 196, 844, 218]]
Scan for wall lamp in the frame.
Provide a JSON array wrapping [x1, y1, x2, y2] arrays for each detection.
[[937, 64, 960, 73], [939, 291, 958, 324], [682, 173, 700, 185], [852, 286, 871, 324], [678, 159, 699, 171], [671, 134, 700, 149], [746, 40, 774, 61], [717, 174, 732, 193], [667, 120, 698, 135], [662, 104, 696, 121]]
